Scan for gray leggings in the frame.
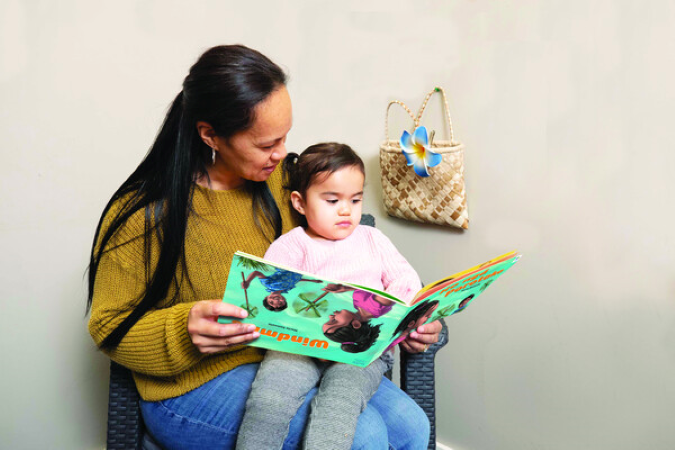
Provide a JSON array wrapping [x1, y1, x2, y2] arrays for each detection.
[[236, 351, 391, 450]]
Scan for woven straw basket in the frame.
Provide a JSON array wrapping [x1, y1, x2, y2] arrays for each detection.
[[379, 87, 469, 229]]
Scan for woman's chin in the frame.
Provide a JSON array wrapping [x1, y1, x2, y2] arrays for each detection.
[[251, 171, 274, 182]]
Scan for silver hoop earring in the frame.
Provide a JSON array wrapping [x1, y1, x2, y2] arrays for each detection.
[[211, 148, 216, 165]]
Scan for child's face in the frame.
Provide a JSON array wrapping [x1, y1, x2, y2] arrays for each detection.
[[291, 166, 364, 241], [420, 302, 439, 324], [456, 295, 473, 311], [266, 292, 287, 309], [323, 309, 361, 334]]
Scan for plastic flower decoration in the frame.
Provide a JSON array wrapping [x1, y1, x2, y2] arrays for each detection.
[[400, 126, 442, 177]]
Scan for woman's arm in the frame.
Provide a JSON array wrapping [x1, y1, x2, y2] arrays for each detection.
[[89, 248, 204, 377], [88, 205, 262, 377], [89, 247, 260, 376]]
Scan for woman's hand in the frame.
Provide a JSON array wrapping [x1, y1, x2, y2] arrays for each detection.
[[399, 319, 442, 354], [187, 300, 260, 354]]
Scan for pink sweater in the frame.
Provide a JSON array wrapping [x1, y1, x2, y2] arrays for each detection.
[[263, 225, 421, 302]]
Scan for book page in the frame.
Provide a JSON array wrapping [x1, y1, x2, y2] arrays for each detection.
[[219, 252, 411, 367], [219, 250, 521, 366]]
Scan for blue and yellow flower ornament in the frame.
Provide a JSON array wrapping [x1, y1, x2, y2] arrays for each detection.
[[400, 126, 442, 177]]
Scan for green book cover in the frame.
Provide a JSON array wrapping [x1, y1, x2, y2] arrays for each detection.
[[219, 250, 521, 367]]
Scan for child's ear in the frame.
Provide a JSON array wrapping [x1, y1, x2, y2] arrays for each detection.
[[290, 191, 306, 215]]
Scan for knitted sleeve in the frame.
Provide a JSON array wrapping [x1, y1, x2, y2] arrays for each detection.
[[88, 207, 205, 377], [369, 228, 422, 302]]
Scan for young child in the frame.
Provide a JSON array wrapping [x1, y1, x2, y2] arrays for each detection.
[[236, 143, 422, 450]]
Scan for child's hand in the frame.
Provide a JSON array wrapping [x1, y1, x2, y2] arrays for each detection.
[[241, 271, 264, 290]]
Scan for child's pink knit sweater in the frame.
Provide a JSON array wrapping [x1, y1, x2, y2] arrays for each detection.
[[264, 225, 421, 302]]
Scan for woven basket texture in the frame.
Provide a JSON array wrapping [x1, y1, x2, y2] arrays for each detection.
[[380, 139, 468, 228], [379, 87, 469, 229]]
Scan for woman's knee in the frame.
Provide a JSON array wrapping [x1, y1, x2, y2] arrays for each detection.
[[351, 405, 389, 450], [400, 404, 430, 449], [369, 377, 430, 449]]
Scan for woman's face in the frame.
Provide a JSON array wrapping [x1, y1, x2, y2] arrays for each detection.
[[210, 86, 293, 188], [323, 309, 361, 334]]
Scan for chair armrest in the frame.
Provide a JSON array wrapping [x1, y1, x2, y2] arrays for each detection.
[[360, 214, 375, 227], [107, 361, 143, 450], [400, 318, 449, 450]]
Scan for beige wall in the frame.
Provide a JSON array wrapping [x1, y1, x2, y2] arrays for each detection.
[[1, 1, 673, 449]]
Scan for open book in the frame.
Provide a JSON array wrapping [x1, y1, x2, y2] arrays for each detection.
[[219, 250, 521, 367]]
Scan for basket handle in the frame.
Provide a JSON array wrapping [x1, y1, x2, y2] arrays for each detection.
[[384, 100, 417, 148], [415, 87, 457, 146]]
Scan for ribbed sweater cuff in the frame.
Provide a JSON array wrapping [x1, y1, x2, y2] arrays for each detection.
[[165, 302, 205, 373]]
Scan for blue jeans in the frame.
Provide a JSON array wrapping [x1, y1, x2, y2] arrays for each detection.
[[140, 363, 430, 450]]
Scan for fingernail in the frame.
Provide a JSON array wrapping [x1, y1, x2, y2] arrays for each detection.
[[240, 310, 248, 318], [410, 332, 419, 339], [246, 324, 256, 332], [418, 326, 425, 333], [252, 331, 260, 338]]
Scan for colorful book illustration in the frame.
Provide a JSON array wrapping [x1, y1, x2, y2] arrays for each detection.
[[219, 250, 521, 367]]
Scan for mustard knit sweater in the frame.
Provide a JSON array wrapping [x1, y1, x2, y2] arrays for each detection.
[[88, 170, 295, 401]]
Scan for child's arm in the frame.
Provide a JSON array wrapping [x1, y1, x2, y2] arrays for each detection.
[[369, 228, 422, 302], [241, 271, 265, 289], [322, 283, 355, 293], [372, 295, 394, 306]]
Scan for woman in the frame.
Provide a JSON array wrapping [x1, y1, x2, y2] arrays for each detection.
[[87, 44, 441, 449]]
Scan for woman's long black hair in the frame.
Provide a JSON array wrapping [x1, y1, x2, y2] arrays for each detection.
[[87, 45, 286, 349]]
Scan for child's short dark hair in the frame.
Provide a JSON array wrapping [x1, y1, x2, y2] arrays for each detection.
[[282, 143, 365, 196], [392, 299, 439, 337], [324, 321, 382, 353]]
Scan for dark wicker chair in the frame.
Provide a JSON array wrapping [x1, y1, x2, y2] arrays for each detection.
[[106, 214, 449, 450]]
